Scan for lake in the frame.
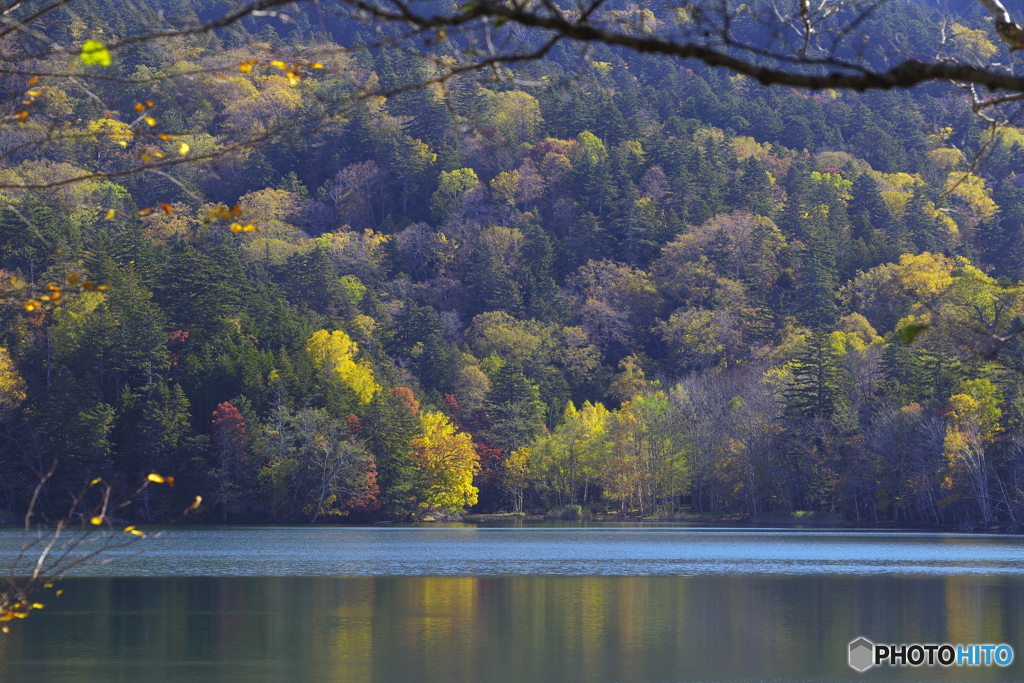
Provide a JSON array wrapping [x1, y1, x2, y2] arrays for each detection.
[[1, 524, 1023, 682]]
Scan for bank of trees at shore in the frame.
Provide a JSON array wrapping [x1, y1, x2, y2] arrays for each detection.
[[5, 0, 1024, 527]]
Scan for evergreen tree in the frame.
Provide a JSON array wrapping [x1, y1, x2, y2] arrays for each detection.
[[799, 209, 840, 327], [485, 362, 546, 453], [363, 389, 423, 520], [784, 329, 852, 428]]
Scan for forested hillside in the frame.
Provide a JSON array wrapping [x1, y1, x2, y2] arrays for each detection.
[[2, 0, 1024, 528]]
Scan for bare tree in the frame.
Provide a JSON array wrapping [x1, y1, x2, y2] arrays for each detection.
[[1, 465, 201, 632]]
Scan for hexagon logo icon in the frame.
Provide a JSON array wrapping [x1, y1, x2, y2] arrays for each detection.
[[849, 637, 874, 672]]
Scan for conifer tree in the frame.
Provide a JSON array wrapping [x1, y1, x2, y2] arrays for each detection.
[[485, 362, 546, 454], [363, 389, 424, 519]]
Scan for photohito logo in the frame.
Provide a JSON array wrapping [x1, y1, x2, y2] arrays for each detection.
[[848, 637, 1013, 672]]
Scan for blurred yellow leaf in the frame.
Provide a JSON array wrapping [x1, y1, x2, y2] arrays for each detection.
[[31, 604, 43, 610], [178, 142, 190, 155], [139, 207, 153, 216], [190, 495, 202, 510], [147, 473, 165, 483], [134, 102, 146, 113], [143, 116, 157, 127], [104, 209, 116, 220], [14, 111, 28, 122], [80, 39, 111, 66], [90, 516, 103, 525]]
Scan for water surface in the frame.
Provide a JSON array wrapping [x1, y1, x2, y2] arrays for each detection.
[[1, 525, 1022, 682], [3, 524, 1022, 576]]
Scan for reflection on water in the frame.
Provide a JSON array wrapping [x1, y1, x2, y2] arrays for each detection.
[[0, 574, 1022, 682], [2, 527, 1023, 681]]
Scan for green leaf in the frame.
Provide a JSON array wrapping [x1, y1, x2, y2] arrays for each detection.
[[898, 324, 929, 346], [80, 40, 111, 66]]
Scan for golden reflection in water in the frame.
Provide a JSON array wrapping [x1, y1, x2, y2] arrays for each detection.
[[2, 574, 1024, 682], [317, 577, 376, 683], [943, 574, 1010, 651]]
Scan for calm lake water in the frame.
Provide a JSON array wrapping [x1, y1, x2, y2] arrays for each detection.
[[1, 524, 1023, 682]]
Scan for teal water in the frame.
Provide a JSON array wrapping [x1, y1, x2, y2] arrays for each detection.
[[4, 525, 1023, 576], [1, 525, 1023, 682]]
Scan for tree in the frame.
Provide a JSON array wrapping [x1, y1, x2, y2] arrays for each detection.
[[306, 329, 381, 407], [0, 349, 26, 424], [412, 410, 481, 515], [942, 379, 1003, 526], [784, 329, 853, 428], [362, 388, 424, 520], [430, 168, 481, 220], [528, 401, 611, 508], [0, 0, 1022, 271], [209, 401, 250, 522], [254, 405, 376, 522], [502, 446, 531, 513], [609, 391, 689, 515], [2, 466, 200, 634], [485, 362, 545, 454]]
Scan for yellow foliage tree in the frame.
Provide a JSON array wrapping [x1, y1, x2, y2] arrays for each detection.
[[942, 380, 1002, 525], [892, 252, 956, 300], [927, 147, 965, 171], [503, 447, 531, 513], [412, 410, 480, 513], [490, 170, 520, 207], [482, 90, 543, 147], [306, 330, 380, 404], [86, 118, 134, 160], [949, 23, 998, 62], [0, 348, 26, 422], [944, 172, 997, 220]]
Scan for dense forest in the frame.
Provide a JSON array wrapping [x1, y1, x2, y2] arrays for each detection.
[[2, 0, 1024, 528]]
